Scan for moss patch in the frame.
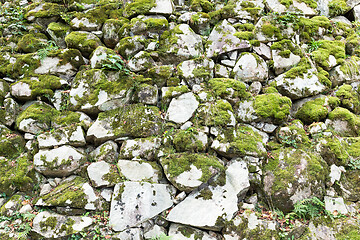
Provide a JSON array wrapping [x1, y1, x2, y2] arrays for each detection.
[[295, 98, 328, 124], [254, 93, 292, 123], [208, 78, 250, 100]]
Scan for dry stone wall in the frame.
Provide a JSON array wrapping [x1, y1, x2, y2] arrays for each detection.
[[2, 0, 360, 239]]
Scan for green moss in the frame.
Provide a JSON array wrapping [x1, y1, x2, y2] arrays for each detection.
[[190, 0, 214, 12], [15, 103, 56, 129], [37, 176, 87, 208], [98, 103, 162, 138], [339, 56, 360, 77], [5, 53, 41, 78], [17, 33, 48, 53], [144, 18, 169, 30], [124, 0, 156, 18], [0, 154, 33, 196], [328, 0, 351, 17], [64, 31, 103, 57], [310, 40, 345, 69], [234, 31, 254, 40], [254, 93, 292, 122], [271, 39, 302, 56], [208, 78, 250, 100], [197, 100, 234, 126], [14, 75, 62, 99], [162, 85, 189, 101], [25, 3, 66, 18], [235, 23, 255, 32], [298, 0, 317, 8], [280, 0, 293, 8], [47, 22, 71, 38], [336, 84, 360, 113], [0, 127, 25, 159], [161, 153, 224, 183], [208, 4, 237, 24], [40, 216, 57, 231], [173, 128, 206, 153], [261, 21, 282, 39], [196, 188, 213, 200], [284, 57, 312, 79], [295, 98, 328, 124], [296, 16, 332, 41], [59, 218, 75, 235], [328, 107, 360, 135]]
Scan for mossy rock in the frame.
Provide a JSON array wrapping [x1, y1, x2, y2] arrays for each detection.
[[336, 84, 360, 114], [328, 0, 351, 17], [46, 22, 71, 48], [25, 2, 66, 19], [337, 169, 360, 201], [197, 100, 235, 126], [263, 148, 328, 212], [147, 65, 174, 87], [35, 176, 102, 210], [115, 35, 147, 59], [345, 34, 360, 57], [102, 18, 130, 48], [17, 33, 48, 53], [310, 40, 345, 71], [295, 97, 329, 124], [123, 0, 157, 18], [211, 124, 267, 158], [253, 93, 292, 123], [0, 154, 34, 196], [173, 128, 207, 153], [328, 107, 360, 136], [10, 74, 62, 100], [69, 69, 137, 114], [0, 125, 25, 159], [88, 103, 163, 143], [160, 153, 224, 192], [4, 53, 41, 79], [207, 78, 250, 103], [295, 16, 332, 42], [65, 31, 103, 58], [277, 121, 311, 148]]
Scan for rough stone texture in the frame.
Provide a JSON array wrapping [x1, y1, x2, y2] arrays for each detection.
[[37, 125, 86, 148], [232, 53, 268, 82], [166, 160, 250, 231], [89, 140, 119, 163], [166, 92, 199, 124], [117, 160, 162, 182], [109, 182, 174, 231], [87, 161, 120, 187], [32, 211, 92, 239], [119, 137, 161, 160], [33, 145, 85, 177]]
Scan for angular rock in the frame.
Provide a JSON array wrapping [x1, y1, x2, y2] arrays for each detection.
[[166, 160, 250, 231], [37, 125, 86, 149], [324, 196, 348, 215], [87, 161, 121, 187], [89, 46, 118, 69], [177, 58, 214, 87], [87, 104, 162, 143], [32, 211, 92, 239], [109, 182, 174, 231], [36, 176, 103, 210], [119, 137, 161, 161], [117, 160, 163, 183], [128, 51, 155, 72], [33, 145, 85, 177], [197, 100, 236, 127], [135, 84, 158, 105], [160, 153, 223, 192], [166, 92, 199, 124], [149, 0, 174, 14], [232, 53, 268, 82], [89, 140, 119, 163], [205, 20, 251, 58], [168, 223, 219, 240], [65, 31, 103, 58]]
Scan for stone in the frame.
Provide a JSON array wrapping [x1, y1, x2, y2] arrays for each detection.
[[33, 145, 85, 177], [89, 46, 117, 69], [1, 98, 19, 127], [136, 84, 158, 105], [112, 228, 143, 240], [119, 137, 161, 160], [89, 140, 119, 163], [166, 92, 199, 124], [35, 176, 103, 210], [166, 160, 250, 231], [149, 0, 174, 14], [205, 20, 251, 58], [32, 211, 92, 239], [37, 125, 86, 148], [272, 51, 302, 76], [117, 160, 163, 183], [168, 223, 219, 240], [87, 161, 120, 187], [232, 53, 268, 82], [87, 104, 162, 144], [177, 58, 214, 87], [65, 31, 103, 58], [128, 51, 155, 72], [324, 196, 348, 215], [109, 182, 174, 231]]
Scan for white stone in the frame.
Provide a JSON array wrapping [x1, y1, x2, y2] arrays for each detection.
[[117, 160, 160, 182], [329, 164, 345, 184], [233, 53, 268, 82], [149, 0, 174, 14], [10, 82, 32, 100], [168, 223, 218, 240], [324, 196, 348, 215], [109, 182, 174, 231], [166, 160, 250, 230], [166, 92, 199, 124], [87, 161, 112, 187]]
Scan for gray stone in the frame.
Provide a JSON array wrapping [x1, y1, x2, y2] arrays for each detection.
[[166, 92, 199, 124], [128, 51, 155, 72], [166, 160, 250, 230], [87, 161, 120, 187], [33, 145, 85, 177], [324, 196, 348, 215], [119, 137, 161, 160], [168, 223, 219, 240], [117, 160, 162, 183], [149, 0, 174, 14], [89, 140, 119, 163], [32, 211, 92, 239], [37, 125, 86, 149], [233, 53, 268, 82], [109, 182, 174, 231]]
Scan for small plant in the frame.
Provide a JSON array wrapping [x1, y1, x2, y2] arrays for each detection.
[[348, 157, 360, 170], [279, 135, 298, 148], [37, 40, 59, 62], [307, 38, 322, 53], [273, 12, 301, 26], [288, 197, 332, 220], [151, 233, 172, 240], [102, 54, 131, 75]]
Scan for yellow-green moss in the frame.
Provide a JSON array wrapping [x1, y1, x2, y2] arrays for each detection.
[[336, 84, 360, 114], [190, 0, 214, 12], [261, 22, 282, 39], [123, 0, 156, 18], [280, 0, 293, 8], [254, 93, 292, 122], [64, 31, 103, 57], [25, 3, 66, 18], [311, 40, 345, 69], [271, 39, 302, 56], [173, 128, 206, 153], [328, 107, 360, 135], [328, 0, 351, 17], [234, 31, 254, 40], [197, 100, 234, 126], [17, 33, 48, 53], [13, 75, 62, 99], [208, 78, 250, 100], [295, 98, 328, 124], [40, 216, 57, 231]]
